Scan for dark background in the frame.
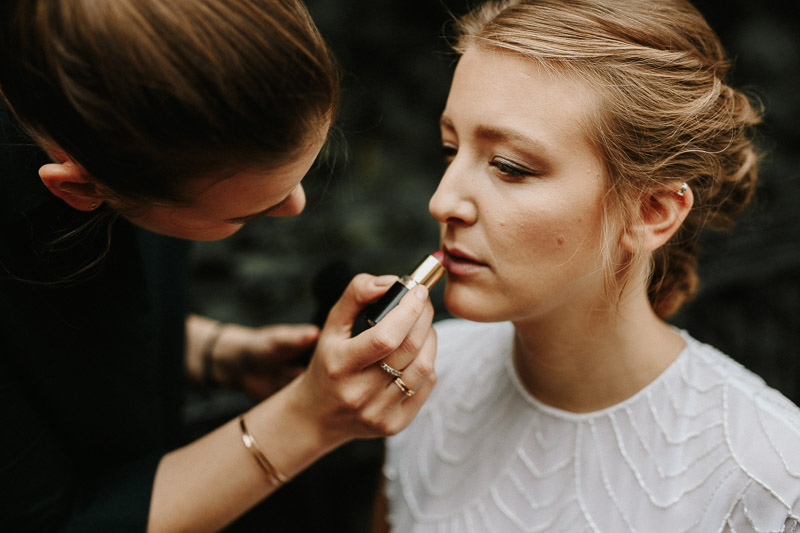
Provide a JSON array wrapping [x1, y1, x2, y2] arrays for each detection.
[[186, 1, 800, 531]]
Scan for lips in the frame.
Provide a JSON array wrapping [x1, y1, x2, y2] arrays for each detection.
[[442, 246, 488, 275]]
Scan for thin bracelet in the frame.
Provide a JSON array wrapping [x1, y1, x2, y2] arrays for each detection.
[[201, 321, 224, 387], [238, 416, 289, 487]]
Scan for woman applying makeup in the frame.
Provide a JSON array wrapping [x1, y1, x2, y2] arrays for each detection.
[[0, 1, 436, 531], [380, 0, 800, 530]]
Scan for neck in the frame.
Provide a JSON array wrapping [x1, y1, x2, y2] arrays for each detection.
[[511, 287, 685, 413]]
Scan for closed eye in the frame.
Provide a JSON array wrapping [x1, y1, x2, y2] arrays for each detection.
[[442, 144, 458, 164], [224, 196, 291, 225]]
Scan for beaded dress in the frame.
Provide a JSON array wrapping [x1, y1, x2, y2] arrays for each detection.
[[385, 320, 800, 532]]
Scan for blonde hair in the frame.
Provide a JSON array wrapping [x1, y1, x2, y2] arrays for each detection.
[[0, 0, 339, 204], [454, 0, 761, 317]]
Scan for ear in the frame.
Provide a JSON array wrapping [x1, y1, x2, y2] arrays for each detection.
[[39, 155, 104, 212], [621, 184, 693, 253]]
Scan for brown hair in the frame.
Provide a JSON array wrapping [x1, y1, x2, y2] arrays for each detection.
[[0, 0, 339, 204], [454, 0, 761, 317]]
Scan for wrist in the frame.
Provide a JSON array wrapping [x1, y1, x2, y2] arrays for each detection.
[[245, 376, 345, 480], [201, 321, 226, 387], [186, 314, 226, 385], [284, 374, 351, 453]]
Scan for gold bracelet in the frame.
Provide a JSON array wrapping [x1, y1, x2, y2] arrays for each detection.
[[238, 416, 289, 487]]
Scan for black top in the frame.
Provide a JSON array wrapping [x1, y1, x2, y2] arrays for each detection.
[[0, 108, 189, 532]]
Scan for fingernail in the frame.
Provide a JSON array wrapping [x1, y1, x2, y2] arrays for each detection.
[[414, 285, 429, 301], [373, 275, 397, 287]]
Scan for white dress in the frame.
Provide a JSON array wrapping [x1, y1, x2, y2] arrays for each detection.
[[384, 319, 800, 532]]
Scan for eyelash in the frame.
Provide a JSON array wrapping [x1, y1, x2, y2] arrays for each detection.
[[490, 158, 534, 178], [441, 145, 536, 179], [442, 145, 457, 164]]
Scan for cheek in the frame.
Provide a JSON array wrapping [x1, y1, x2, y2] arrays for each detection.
[[553, 213, 606, 272], [123, 209, 242, 241], [501, 211, 566, 257], [500, 207, 603, 271]]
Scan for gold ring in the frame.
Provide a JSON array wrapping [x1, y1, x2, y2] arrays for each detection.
[[393, 377, 415, 397], [380, 362, 403, 378]]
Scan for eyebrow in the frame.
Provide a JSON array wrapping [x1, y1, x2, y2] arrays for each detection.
[[440, 116, 553, 156], [223, 195, 292, 225]]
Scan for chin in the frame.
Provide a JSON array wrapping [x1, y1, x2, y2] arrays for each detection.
[[443, 284, 508, 323]]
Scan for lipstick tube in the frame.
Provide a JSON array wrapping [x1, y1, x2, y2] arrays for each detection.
[[351, 252, 445, 337]]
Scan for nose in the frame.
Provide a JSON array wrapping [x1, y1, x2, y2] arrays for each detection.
[[269, 185, 306, 217], [428, 163, 477, 226]]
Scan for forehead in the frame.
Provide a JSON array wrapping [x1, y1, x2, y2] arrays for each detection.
[[445, 47, 599, 149]]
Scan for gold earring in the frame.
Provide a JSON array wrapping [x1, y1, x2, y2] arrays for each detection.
[[88, 201, 99, 210]]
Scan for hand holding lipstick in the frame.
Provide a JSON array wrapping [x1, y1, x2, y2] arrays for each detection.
[[288, 269, 438, 446], [160, 256, 440, 522], [351, 251, 445, 336]]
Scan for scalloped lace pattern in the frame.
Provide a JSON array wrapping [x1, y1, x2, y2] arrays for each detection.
[[385, 320, 800, 532]]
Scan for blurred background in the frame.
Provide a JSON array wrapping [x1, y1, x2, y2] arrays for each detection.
[[186, 1, 800, 531]]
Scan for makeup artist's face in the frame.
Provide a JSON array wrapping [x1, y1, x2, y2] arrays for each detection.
[[111, 133, 325, 241], [429, 47, 609, 324]]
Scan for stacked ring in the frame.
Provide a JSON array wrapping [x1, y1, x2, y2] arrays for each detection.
[[380, 362, 403, 378], [393, 377, 415, 397]]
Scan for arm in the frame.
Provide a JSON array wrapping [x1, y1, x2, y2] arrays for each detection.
[[185, 314, 318, 398], [148, 273, 437, 533]]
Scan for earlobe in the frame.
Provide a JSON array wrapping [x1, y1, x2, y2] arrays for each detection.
[[39, 161, 104, 211], [620, 184, 693, 253]]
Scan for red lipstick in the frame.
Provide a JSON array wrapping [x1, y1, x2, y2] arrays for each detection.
[[351, 251, 445, 336]]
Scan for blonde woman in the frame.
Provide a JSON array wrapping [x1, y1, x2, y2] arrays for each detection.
[[380, 0, 800, 530]]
